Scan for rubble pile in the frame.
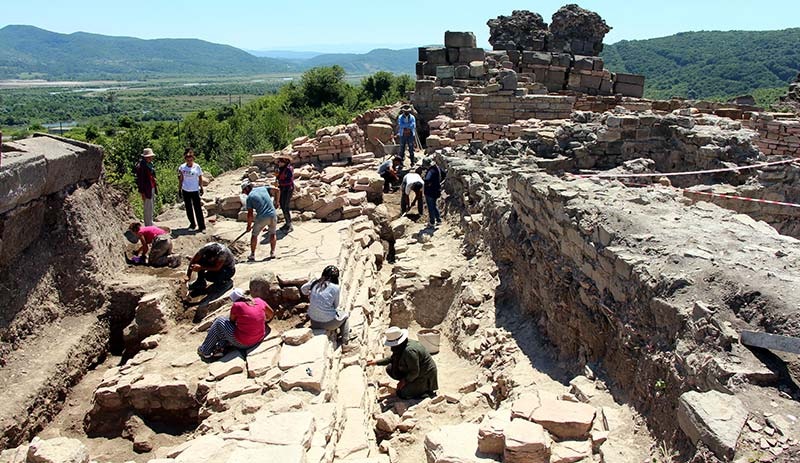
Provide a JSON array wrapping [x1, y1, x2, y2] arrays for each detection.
[[252, 123, 369, 168]]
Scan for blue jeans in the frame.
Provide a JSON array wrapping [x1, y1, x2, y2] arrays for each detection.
[[426, 196, 441, 224], [399, 135, 415, 164]]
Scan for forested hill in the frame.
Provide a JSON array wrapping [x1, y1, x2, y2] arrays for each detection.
[[0, 25, 297, 79], [601, 28, 800, 100]]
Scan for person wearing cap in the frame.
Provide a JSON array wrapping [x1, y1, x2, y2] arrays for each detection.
[[241, 181, 278, 261], [135, 148, 157, 226], [301, 265, 349, 346], [400, 168, 425, 216], [275, 156, 294, 232], [186, 242, 236, 296], [422, 157, 446, 227], [178, 148, 205, 232], [395, 105, 417, 166], [367, 326, 438, 399], [197, 288, 274, 360], [126, 222, 177, 267], [377, 156, 402, 193]]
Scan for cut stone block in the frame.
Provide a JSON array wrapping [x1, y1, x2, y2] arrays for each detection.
[[225, 445, 306, 463], [282, 327, 313, 345], [504, 419, 551, 463], [208, 351, 246, 380], [280, 360, 326, 394], [530, 398, 596, 439], [424, 423, 497, 463], [248, 411, 316, 449], [511, 391, 541, 420], [337, 365, 367, 409], [478, 409, 512, 455], [211, 374, 261, 401], [334, 408, 370, 460], [444, 31, 477, 48], [26, 437, 89, 463], [278, 334, 329, 370], [246, 347, 280, 378], [677, 390, 747, 460], [550, 440, 592, 463]]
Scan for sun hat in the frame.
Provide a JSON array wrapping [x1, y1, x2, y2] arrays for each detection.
[[241, 180, 252, 191], [421, 157, 433, 167], [383, 326, 409, 347], [229, 288, 246, 302], [141, 148, 155, 158], [124, 230, 139, 244], [400, 104, 412, 112]]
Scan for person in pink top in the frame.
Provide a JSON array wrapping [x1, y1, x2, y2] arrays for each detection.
[[197, 288, 274, 360], [126, 222, 175, 267]]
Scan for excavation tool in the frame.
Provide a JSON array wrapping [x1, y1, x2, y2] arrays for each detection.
[[230, 229, 248, 245]]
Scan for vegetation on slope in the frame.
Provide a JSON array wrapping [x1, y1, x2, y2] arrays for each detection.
[[601, 28, 800, 101]]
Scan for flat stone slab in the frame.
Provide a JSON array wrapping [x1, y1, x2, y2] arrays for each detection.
[[504, 419, 551, 463], [225, 445, 305, 463], [26, 437, 89, 463], [247, 411, 315, 448], [550, 440, 592, 463], [424, 423, 498, 463], [677, 390, 748, 460], [478, 409, 512, 455], [337, 365, 367, 409], [208, 351, 246, 380], [530, 398, 596, 439], [246, 347, 280, 378], [282, 327, 313, 345], [277, 334, 329, 371], [212, 374, 261, 401], [334, 408, 370, 460], [280, 360, 326, 394]]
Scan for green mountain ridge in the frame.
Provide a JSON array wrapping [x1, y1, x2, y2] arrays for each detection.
[[1, 25, 798, 102], [600, 28, 800, 100]]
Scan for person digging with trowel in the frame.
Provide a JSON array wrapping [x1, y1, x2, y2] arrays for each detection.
[[367, 326, 438, 400], [185, 242, 236, 297], [124, 222, 179, 267]]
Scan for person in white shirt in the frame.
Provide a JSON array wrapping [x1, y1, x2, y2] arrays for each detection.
[[178, 148, 205, 232], [400, 168, 425, 216], [301, 265, 350, 346]]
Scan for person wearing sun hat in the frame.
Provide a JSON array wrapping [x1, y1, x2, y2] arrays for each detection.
[[135, 148, 158, 226], [367, 326, 438, 399], [196, 287, 274, 360]]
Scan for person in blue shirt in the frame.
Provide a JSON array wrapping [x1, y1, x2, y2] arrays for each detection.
[[395, 105, 417, 166], [242, 181, 278, 261]]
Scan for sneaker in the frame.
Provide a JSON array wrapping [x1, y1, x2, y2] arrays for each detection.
[[247, 254, 256, 262], [270, 252, 276, 259], [188, 224, 196, 230]]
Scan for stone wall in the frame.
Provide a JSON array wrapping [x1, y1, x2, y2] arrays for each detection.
[[748, 112, 800, 156], [252, 123, 370, 168], [437, 147, 800, 456], [0, 134, 103, 265]]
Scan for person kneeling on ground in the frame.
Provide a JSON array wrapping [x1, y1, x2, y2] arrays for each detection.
[[197, 288, 274, 360], [301, 265, 350, 346], [125, 222, 179, 267], [242, 181, 278, 261], [378, 156, 402, 193], [367, 326, 438, 399], [186, 242, 236, 296], [400, 169, 424, 216]]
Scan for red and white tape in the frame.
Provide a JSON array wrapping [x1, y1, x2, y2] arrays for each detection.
[[575, 157, 800, 179]]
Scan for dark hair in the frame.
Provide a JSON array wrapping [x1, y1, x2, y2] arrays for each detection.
[[184, 147, 194, 156], [310, 265, 340, 292], [129, 222, 142, 232]]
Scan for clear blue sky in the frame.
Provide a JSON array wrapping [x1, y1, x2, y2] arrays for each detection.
[[2, 0, 798, 53]]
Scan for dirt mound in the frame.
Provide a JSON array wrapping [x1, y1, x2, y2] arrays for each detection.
[[0, 181, 132, 362]]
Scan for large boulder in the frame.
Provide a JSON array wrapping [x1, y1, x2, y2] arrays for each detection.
[[424, 423, 497, 463], [487, 10, 549, 51], [26, 437, 89, 463], [549, 4, 611, 55]]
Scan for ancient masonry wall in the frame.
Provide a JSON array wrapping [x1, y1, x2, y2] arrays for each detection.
[[0, 134, 103, 265], [748, 113, 800, 157], [252, 123, 371, 168], [440, 151, 800, 455]]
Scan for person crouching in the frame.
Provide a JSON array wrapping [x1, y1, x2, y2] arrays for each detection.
[[367, 326, 438, 399], [125, 222, 177, 267]]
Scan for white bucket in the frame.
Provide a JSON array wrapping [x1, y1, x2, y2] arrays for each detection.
[[417, 329, 440, 354]]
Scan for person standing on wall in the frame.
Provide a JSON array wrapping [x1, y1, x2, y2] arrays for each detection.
[[422, 157, 445, 227], [135, 148, 157, 226], [275, 155, 294, 233], [395, 105, 417, 166], [242, 181, 278, 261], [178, 148, 205, 232]]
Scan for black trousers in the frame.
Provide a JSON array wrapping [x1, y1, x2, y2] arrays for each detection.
[[183, 190, 205, 230], [279, 187, 292, 224]]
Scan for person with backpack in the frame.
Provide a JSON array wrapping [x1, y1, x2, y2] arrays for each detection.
[[395, 105, 417, 166], [178, 148, 205, 232], [197, 288, 274, 360], [422, 157, 446, 227], [301, 265, 349, 347]]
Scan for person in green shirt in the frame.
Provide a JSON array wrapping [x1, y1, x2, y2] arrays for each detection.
[[367, 326, 438, 399]]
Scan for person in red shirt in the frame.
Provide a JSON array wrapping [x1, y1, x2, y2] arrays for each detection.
[[125, 222, 176, 267], [197, 288, 274, 360], [275, 155, 294, 232]]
